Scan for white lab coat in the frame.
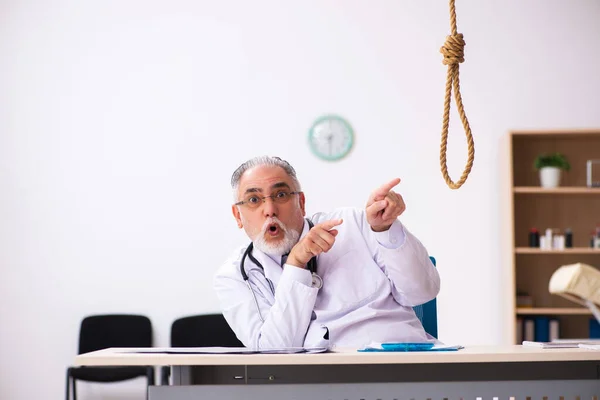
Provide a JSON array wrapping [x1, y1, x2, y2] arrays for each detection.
[[213, 207, 440, 349]]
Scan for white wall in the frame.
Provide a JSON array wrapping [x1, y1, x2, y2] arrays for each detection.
[[1, 1, 599, 399]]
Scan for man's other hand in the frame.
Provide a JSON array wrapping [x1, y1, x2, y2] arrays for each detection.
[[366, 178, 405, 232], [287, 219, 343, 268]]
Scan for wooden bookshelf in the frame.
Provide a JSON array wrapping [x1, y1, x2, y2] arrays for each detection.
[[509, 130, 600, 343], [513, 187, 600, 194], [517, 308, 592, 315], [515, 248, 600, 254]]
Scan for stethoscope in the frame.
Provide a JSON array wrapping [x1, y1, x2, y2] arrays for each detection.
[[240, 218, 323, 322]]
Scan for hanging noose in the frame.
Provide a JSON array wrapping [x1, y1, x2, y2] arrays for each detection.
[[439, 0, 475, 190]]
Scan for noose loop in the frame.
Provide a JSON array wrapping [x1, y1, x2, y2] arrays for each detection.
[[439, 0, 474, 190]]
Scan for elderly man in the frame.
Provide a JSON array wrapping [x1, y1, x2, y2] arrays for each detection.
[[214, 156, 440, 349]]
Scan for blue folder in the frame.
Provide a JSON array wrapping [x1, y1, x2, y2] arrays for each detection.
[[358, 342, 463, 352]]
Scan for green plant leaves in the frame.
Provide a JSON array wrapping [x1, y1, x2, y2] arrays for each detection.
[[534, 153, 571, 171]]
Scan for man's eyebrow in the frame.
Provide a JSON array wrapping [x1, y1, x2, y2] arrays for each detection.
[[243, 187, 263, 194], [243, 182, 291, 195], [271, 182, 291, 190]]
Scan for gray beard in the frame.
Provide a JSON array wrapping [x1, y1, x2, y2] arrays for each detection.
[[253, 222, 300, 257]]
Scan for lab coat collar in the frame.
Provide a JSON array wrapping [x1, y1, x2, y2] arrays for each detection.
[[249, 219, 310, 288]]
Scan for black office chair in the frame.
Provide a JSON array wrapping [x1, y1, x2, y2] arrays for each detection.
[[161, 313, 243, 385], [65, 314, 155, 400]]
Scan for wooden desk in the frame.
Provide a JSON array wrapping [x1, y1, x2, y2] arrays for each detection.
[[76, 346, 600, 399]]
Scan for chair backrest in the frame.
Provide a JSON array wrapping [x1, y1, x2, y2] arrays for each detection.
[[412, 256, 438, 338], [78, 314, 152, 354], [170, 314, 243, 347]]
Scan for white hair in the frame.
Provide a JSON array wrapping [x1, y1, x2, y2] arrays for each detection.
[[231, 156, 301, 202]]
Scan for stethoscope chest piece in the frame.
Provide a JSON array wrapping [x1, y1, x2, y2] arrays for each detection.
[[311, 272, 323, 289]]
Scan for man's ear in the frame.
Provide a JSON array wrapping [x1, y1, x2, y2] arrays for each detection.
[[232, 205, 243, 229], [299, 192, 306, 216]]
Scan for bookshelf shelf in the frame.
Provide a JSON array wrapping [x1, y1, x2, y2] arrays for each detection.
[[517, 308, 592, 315], [515, 248, 600, 254], [513, 187, 600, 194], [509, 129, 600, 343]]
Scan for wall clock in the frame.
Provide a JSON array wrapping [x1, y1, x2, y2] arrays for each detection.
[[308, 115, 354, 161]]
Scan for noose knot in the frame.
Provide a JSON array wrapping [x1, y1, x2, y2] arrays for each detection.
[[440, 33, 465, 66]]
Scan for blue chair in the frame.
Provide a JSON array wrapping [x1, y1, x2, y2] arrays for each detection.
[[413, 256, 438, 338]]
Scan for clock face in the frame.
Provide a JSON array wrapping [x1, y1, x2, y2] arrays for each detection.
[[308, 115, 354, 161]]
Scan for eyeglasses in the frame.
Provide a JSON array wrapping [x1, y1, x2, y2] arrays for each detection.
[[235, 191, 302, 209]]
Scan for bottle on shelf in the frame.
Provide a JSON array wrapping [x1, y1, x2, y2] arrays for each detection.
[[553, 232, 565, 250], [565, 228, 573, 248], [528, 228, 540, 248], [540, 228, 554, 250]]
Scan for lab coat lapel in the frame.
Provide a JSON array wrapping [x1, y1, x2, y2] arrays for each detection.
[[252, 250, 283, 287]]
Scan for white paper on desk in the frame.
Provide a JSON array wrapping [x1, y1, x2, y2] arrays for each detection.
[[123, 347, 256, 354], [259, 347, 328, 354], [578, 344, 600, 350], [552, 338, 600, 344], [522, 341, 580, 349], [122, 347, 328, 354]]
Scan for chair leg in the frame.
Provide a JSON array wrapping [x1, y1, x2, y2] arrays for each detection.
[[147, 366, 155, 386], [160, 365, 170, 385], [72, 377, 77, 400], [65, 370, 70, 400], [146, 366, 155, 400]]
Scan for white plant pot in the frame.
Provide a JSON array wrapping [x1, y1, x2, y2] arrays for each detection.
[[539, 167, 561, 188]]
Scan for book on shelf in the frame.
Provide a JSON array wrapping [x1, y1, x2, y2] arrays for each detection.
[[519, 316, 560, 343], [549, 318, 559, 341]]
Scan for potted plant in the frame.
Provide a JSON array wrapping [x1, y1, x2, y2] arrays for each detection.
[[534, 153, 570, 188]]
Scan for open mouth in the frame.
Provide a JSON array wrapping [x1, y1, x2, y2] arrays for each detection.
[[266, 223, 281, 237]]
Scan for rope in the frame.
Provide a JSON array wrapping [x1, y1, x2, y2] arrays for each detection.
[[439, 0, 474, 190]]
